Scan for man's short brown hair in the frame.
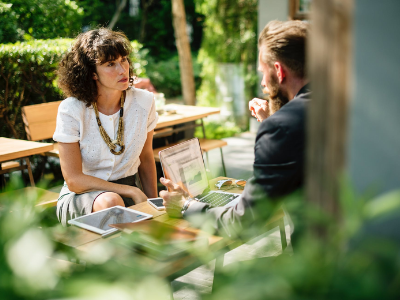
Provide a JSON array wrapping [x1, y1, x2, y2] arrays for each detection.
[[258, 20, 308, 78]]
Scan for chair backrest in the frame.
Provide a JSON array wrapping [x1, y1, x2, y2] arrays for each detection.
[[21, 101, 62, 141]]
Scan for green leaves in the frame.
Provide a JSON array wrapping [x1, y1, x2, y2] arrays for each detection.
[[194, 0, 258, 113], [0, 2, 21, 43], [146, 53, 202, 98], [5, 0, 84, 42]]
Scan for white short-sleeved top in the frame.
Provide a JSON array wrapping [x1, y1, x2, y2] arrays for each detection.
[[53, 87, 158, 181]]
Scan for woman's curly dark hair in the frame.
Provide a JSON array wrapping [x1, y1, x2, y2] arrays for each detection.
[[57, 28, 135, 107]]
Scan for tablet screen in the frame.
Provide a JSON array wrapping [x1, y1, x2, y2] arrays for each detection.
[[68, 206, 153, 235]]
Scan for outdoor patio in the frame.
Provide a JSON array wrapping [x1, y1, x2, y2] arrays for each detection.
[[1, 0, 400, 299]]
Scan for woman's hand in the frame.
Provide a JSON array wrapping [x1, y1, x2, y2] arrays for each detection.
[[127, 186, 148, 204]]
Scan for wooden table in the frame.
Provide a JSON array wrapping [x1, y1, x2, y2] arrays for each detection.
[[156, 104, 220, 130], [58, 177, 286, 283], [0, 137, 54, 186], [155, 104, 220, 140]]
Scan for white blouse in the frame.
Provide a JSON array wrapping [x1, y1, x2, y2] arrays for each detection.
[[53, 87, 158, 181]]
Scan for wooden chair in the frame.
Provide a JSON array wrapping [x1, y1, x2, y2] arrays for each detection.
[[1, 161, 20, 171], [0, 160, 35, 188], [153, 127, 174, 143], [21, 101, 62, 157]]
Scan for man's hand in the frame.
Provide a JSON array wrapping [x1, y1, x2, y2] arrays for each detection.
[[249, 98, 270, 122], [159, 177, 188, 218]]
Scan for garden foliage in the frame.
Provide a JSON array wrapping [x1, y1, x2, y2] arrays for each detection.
[[194, 120, 241, 140], [146, 53, 202, 98], [195, 0, 259, 108], [77, 0, 204, 61], [0, 2, 21, 43], [0, 39, 146, 139], [1, 0, 84, 43]]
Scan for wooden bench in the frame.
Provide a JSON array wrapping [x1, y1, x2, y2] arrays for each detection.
[[21, 101, 62, 157], [1, 161, 20, 170]]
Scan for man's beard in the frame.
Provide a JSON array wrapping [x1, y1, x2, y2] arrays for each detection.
[[266, 71, 289, 115]]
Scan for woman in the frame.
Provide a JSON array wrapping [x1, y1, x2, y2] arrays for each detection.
[[54, 28, 158, 226]]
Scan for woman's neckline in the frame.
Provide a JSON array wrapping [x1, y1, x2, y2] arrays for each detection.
[[98, 109, 120, 117], [96, 88, 131, 116]]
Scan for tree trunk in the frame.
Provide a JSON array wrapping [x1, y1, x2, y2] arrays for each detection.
[[306, 0, 354, 231], [171, 0, 196, 105], [108, 0, 128, 30], [139, 0, 154, 43]]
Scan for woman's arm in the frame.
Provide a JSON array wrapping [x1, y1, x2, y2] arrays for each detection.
[[137, 130, 158, 198], [58, 142, 147, 202]]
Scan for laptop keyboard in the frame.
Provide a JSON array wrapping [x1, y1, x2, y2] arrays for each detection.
[[199, 192, 239, 207]]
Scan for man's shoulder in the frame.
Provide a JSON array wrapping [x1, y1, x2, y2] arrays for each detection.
[[278, 93, 309, 120], [259, 96, 308, 133]]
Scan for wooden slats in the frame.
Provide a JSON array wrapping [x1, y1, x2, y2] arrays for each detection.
[[24, 120, 58, 141], [22, 101, 62, 141], [45, 142, 59, 157], [197, 138, 227, 152], [1, 161, 20, 170], [153, 127, 174, 138]]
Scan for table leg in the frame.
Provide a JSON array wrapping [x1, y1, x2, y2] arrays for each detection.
[[200, 119, 207, 139], [0, 163, 5, 190], [219, 148, 227, 177], [24, 157, 35, 187]]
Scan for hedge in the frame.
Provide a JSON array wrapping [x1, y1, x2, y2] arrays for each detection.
[[0, 39, 146, 139]]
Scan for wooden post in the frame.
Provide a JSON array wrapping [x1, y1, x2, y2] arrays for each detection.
[[289, 0, 299, 20], [306, 0, 354, 222], [171, 0, 196, 105]]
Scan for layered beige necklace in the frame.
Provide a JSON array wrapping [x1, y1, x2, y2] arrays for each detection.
[[92, 92, 125, 155]]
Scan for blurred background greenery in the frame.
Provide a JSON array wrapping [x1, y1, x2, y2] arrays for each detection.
[[0, 0, 257, 109]]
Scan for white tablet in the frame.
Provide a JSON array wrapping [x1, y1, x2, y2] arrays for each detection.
[[67, 206, 153, 236]]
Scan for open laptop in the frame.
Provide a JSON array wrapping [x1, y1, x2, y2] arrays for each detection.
[[159, 138, 242, 207]]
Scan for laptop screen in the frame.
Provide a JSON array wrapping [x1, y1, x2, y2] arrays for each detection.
[[159, 138, 209, 197]]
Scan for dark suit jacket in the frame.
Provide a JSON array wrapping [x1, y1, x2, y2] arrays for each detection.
[[184, 85, 311, 236]]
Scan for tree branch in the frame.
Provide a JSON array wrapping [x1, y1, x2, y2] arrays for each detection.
[[108, 0, 128, 30]]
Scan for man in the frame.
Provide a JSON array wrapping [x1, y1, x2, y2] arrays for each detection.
[[159, 20, 310, 236]]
